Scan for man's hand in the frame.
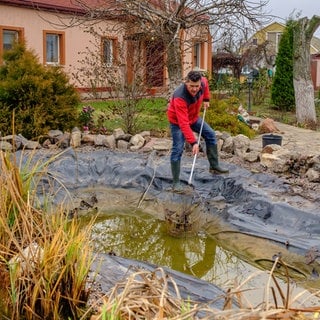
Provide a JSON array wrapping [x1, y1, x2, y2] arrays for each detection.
[[192, 143, 199, 155], [203, 101, 209, 109]]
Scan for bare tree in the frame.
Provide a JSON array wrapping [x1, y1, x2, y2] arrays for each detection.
[[292, 15, 320, 127], [71, 0, 269, 94]]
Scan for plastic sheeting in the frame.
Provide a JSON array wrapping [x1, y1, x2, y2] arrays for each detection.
[[16, 148, 320, 301], [90, 253, 230, 311], [23, 148, 320, 255]]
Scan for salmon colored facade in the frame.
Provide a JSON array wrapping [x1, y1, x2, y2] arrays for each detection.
[[311, 54, 320, 90], [0, 0, 213, 97]]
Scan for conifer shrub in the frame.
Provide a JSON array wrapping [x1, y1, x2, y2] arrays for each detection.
[[205, 98, 256, 139], [271, 21, 295, 111], [0, 43, 80, 139]]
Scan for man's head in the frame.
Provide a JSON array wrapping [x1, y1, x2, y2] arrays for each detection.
[[185, 71, 202, 96]]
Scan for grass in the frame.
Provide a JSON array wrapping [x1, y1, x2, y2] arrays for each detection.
[[79, 88, 320, 140], [80, 97, 169, 136], [246, 90, 320, 129]]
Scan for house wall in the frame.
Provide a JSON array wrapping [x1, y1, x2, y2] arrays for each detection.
[[181, 25, 212, 77], [311, 56, 320, 90], [0, 4, 124, 93], [0, 3, 212, 94], [242, 21, 320, 90]]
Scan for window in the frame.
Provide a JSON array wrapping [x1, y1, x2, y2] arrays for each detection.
[[102, 37, 117, 66], [193, 41, 205, 69], [0, 26, 24, 61], [193, 42, 201, 68], [43, 31, 65, 65], [3, 30, 18, 50], [267, 32, 282, 53]]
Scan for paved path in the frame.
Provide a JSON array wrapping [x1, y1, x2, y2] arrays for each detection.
[[250, 120, 320, 156]]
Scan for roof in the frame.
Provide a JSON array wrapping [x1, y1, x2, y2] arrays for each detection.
[[260, 21, 286, 33], [0, 0, 112, 14], [0, 0, 205, 21]]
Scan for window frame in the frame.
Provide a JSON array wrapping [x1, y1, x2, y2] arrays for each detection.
[[101, 36, 118, 67], [192, 41, 205, 69], [0, 26, 24, 62], [43, 30, 65, 65]]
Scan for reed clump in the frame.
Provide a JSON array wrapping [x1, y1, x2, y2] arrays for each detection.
[[91, 259, 320, 320], [0, 150, 94, 319]]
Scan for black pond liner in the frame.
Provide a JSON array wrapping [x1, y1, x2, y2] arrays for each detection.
[[90, 253, 229, 313], [16, 148, 320, 310]]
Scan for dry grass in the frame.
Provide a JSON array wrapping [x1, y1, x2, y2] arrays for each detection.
[[0, 149, 94, 319], [90, 257, 320, 320], [0, 145, 319, 319]]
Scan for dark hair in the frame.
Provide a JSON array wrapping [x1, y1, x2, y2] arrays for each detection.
[[186, 70, 202, 82]]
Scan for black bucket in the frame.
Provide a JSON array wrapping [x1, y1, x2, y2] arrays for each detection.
[[262, 134, 282, 148]]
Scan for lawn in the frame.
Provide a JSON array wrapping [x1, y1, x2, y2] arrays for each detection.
[[79, 89, 320, 137], [79, 97, 169, 136]]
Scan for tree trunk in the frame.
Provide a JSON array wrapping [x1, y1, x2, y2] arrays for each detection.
[[166, 37, 183, 100], [293, 16, 320, 127]]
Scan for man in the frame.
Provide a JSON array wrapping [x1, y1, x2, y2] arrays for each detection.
[[167, 70, 229, 192]]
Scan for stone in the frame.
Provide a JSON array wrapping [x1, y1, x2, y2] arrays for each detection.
[[81, 133, 95, 145], [48, 129, 64, 138], [24, 140, 42, 150], [55, 133, 70, 149], [116, 133, 132, 142], [233, 134, 250, 157], [260, 152, 289, 173], [103, 135, 116, 149], [243, 151, 260, 163], [9, 242, 44, 275], [129, 134, 145, 151], [261, 144, 282, 154], [0, 141, 13, 151], [221, 136, 234, 154], [70, 127, 82, 148], [117, 140, 129, 151], [94, 134, 108, 146], [258, 118, 281, 134], [151, 138, 172, 151], [113, 128, 125, 140], [306, 168, 320, 182], [139, 131, 151, 138]]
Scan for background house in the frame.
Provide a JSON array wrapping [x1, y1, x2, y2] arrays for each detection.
[[311, 54, 320, 90], [241, 21, 320, 89], [0, 0, 212, 98]]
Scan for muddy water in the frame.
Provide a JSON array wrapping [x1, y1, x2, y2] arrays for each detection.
[[88, 206, 320, 308]]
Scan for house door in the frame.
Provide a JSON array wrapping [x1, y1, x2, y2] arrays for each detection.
[[145, 40, 165, 87]]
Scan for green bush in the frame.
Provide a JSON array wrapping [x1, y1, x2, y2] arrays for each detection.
[[0, 43, 80, 139], [206, 98, 256, 139], [271, 20, 295, 111]]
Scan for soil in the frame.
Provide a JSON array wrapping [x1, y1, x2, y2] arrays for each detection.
[[223, 151, 320, 203]]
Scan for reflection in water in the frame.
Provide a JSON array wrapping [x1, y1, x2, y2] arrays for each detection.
[[90, 209, 320, 307], [90, 210, 247, 285]]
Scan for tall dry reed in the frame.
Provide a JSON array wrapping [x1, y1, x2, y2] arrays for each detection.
[[0, 149, 94, 319]]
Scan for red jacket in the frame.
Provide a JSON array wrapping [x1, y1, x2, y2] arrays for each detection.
[[167, 76, 210, 144]]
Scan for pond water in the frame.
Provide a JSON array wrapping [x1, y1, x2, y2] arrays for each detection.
[[90, 208, 320, 308]]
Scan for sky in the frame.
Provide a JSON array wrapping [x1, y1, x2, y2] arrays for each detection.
[[265, 0, 320, 37]]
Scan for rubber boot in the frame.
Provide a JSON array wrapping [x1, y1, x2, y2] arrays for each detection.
[[171, 160, 185, 193], [206, 144, 229, 174]]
